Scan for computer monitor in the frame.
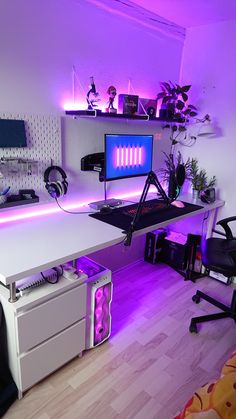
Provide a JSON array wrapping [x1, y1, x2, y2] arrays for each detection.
[[88, 133, 153, 210], [0, 119, 27, 148], [104, 133, 153, 181]]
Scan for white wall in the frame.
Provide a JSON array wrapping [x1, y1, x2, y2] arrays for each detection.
[[0, 0, 183, 114], [179, 20, 236, 233], [0, 0, 184, 268]]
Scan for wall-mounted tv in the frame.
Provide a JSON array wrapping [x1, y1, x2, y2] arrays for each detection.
[[104, 133, 153, 181], [0, 119, 27, 148]]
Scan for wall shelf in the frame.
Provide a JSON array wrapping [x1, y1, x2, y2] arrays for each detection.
[[0, 158, 39, 176], [0, 196, 39, 209], [65, 109, 168, 122]]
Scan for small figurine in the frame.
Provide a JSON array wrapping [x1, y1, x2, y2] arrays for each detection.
[[105, 85, 117, 114], [87, 76, 100, 110]]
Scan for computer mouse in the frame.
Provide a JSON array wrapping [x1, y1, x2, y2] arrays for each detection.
[[171, 200, 185, 208], [99, 205, 113, 214]]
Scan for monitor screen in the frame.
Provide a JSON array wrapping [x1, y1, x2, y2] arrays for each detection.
[[0, 119, 27, 148], [105, 134, 153, 181]]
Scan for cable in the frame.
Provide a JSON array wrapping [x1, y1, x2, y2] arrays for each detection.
[[55, 198, 95, 215], [201, 211, 209, 238], [114, 235, 129, 246], [41, 266, 64, 284]]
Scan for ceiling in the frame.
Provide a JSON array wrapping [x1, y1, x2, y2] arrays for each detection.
[[131, 0, 236, 28]]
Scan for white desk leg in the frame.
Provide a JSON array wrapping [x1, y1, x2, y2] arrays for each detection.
[[201, 208, 217, 275], [8, 282, 18, 303], [18, 389, 23, 400], [206, 208, 217, 239]]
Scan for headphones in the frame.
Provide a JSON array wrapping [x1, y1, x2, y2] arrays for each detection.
[[44, 165, 68, 198]]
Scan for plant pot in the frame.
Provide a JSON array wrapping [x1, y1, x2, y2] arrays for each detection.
[[192, 189, 199, 200]]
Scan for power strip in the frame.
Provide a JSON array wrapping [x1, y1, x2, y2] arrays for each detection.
[[62, 263, 86, 284]]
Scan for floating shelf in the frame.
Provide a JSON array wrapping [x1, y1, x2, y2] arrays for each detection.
[[0, 158, 39, 176], [65, 110, 167, 121], [0, 196, 39, 209]]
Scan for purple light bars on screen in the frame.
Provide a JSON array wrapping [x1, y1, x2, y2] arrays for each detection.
[[94, 283, 111, 346], [116, 145, 143, 168]]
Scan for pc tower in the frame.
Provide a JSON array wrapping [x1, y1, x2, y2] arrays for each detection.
[[76, 257, 112, 349]]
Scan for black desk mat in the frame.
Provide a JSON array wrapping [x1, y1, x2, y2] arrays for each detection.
[[89, 199, 203, 232]]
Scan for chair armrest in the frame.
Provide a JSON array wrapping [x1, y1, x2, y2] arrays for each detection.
[[217, 216, 236, 239]]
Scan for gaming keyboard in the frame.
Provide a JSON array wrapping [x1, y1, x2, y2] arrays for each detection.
[[121, 200, 168, 217]]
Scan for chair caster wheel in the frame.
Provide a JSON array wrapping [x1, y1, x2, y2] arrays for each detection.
[[192, 294, 200, 304], [189, 323, 198, 333]]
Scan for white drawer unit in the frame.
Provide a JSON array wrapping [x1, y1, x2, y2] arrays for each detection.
[[16, 284, 86, 353], [0, 274, 87, 398], [19, 319, 85, 392]]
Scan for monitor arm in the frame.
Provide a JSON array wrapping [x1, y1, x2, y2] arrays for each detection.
[[124, 171, 170, 247]]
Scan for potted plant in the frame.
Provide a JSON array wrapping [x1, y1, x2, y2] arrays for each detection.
[[157, 81, 198, 122], [157, 81, 199, 152], [189, 158, 216, 198]]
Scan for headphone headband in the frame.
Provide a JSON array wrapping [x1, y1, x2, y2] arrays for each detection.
[[44, 165, 67, 183]]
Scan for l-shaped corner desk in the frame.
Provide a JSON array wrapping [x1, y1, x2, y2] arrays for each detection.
[[0, 195, 224, 397]]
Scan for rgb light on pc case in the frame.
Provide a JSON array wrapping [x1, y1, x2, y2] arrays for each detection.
[[76, 256, 112, 349], [86, 276, 112, 349], [94, 283, 112, 346]]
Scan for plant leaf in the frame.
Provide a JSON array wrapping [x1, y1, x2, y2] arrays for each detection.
[[178, 125, 187, 132], [187, 104, 197, 110], [162, 95, 172, 104], [183, 109, 191, 115], [181, 92, 188, 102], [176, 100, 185, 110], [157, 92, 166, 100], [162, 82, 171, 91], [182, 85, 191, 92]]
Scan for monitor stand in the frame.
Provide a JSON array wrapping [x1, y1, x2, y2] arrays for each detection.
[[88, 181, 122, 210]]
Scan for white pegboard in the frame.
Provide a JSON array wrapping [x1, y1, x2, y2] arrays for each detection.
[[0, 113, 61, 193]]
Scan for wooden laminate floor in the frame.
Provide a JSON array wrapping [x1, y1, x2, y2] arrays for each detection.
[[4, 261, 236, 419]]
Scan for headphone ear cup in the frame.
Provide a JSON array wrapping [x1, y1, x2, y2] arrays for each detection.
[[47, 182, 60, 198], [63, 180, 68, 195], [56, 181, 64, 197]]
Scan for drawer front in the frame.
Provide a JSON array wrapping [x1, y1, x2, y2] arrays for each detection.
[[19, 319, 85, 392], [17, 284, 86, 353]]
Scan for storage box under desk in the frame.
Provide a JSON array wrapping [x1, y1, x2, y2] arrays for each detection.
[[161, 237, 187, 271]]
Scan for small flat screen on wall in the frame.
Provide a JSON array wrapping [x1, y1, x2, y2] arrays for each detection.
[[0, 119, 27, 148]]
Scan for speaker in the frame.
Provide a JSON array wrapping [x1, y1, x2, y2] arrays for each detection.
[[175, 164, 185, 187], [44, 165, 68, 198], [168, 164, 186, 199], [200, 188, 215, 204]]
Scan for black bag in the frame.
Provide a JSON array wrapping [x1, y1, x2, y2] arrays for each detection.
[[0, 304, 17, 417]]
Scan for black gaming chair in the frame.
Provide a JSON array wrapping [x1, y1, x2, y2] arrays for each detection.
[[189, 216, 236, 333]]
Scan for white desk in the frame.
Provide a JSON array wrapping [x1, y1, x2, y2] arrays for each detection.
[[0, 195, 224, 289], [0, 196, 224, 397]]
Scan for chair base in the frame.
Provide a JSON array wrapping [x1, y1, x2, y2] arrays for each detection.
[[189, 289, 236, 333]]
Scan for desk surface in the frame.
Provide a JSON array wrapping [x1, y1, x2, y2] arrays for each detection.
[[0, 196, 224, 285]]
